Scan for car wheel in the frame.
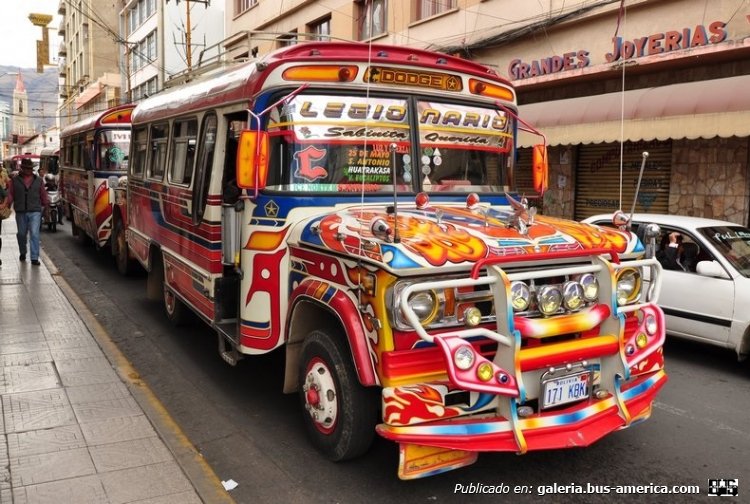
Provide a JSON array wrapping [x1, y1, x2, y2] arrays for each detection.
[[298, 328, 377, 461]]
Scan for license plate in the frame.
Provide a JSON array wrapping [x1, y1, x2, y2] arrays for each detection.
[[541, 371, 591, 409]]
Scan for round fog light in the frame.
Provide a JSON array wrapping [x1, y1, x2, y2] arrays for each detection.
[[645, 314, 657, 335], [454, 345, 475, 370], [538, 285, 563, 316], [464, 307, 482, 327], [517, 405, 534, 418], [579, 273, 599, 301], [476, 362, 493, 382], [563, 281, 585, 311], [635, 332, 648, 349], [510, 281, 531, 311]]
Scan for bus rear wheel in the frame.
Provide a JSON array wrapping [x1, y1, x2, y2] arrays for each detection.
[[113, 219, 132, 275], [163, 285, 187, 326]]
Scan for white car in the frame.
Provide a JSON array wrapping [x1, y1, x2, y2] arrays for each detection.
[[584, 213, 750, 361]]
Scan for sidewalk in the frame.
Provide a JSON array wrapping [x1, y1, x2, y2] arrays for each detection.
[[0, 218, 233, 504]]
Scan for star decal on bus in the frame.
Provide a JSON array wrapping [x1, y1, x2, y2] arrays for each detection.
[[446, 76, 460, 90], [265, 200, 279, 217]]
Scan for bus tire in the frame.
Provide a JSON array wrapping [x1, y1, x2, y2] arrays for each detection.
[[113, 218, 132, 275], [164, 284, 187, 326], [298, 328, 377, 461]]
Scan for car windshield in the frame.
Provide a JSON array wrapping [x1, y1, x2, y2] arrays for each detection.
[[698, 226, 750, 278], [264, 94, 513, 193]]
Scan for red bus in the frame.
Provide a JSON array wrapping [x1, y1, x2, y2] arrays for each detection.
[[60, 104, 134, 259], [126, 41, 667, 479]]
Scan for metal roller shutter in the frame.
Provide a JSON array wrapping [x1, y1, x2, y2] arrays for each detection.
[[574, 141, 672, 221]]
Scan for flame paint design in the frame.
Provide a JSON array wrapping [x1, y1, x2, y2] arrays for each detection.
[[383, 384, 462, 425], [309, 205, 630, 269]]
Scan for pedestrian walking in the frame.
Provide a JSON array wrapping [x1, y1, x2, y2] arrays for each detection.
[[0, 164, 12, 265], [5, 158, 49, 266]]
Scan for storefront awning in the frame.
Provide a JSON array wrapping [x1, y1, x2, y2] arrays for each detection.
[[517, 74, 750, 147]]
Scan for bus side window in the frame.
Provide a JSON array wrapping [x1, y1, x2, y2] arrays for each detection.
[[131, 127, 148, 178], [169, 118, 198, 186], [148, 123, 169, 180], [192, 112, 217, 225]]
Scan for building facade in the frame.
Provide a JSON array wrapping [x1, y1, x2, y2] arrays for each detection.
[[120, 0, 225, 101], [57, 0, 124, 127], [226, 0, 750, 226]]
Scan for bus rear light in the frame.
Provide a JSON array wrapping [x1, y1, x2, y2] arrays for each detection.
[[468, 78, 514, 101], [282, 65, 359, 82]]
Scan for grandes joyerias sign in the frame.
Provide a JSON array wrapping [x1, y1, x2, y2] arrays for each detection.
[[508, 20, 728, 80]]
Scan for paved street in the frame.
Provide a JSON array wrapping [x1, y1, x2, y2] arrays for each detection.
[[0, 218, 232, 504]]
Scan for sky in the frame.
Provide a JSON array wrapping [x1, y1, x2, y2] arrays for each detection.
[[0, 0, 61, 69]]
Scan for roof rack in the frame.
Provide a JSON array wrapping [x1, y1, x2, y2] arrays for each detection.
[[164, 30, 357, 88]]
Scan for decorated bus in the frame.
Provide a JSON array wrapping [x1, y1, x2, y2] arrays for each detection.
[[126, 41, 667, 479], [60, 104, 134, 262]]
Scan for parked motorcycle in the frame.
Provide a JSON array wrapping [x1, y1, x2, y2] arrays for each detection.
[[43, 173, 63, 232]]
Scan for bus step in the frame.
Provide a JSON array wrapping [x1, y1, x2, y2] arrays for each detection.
[[217, 326, 242, 366]]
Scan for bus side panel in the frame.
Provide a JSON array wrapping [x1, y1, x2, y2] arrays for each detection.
[[163, 251, 216, 320], [90, 171, 116, 247], [61, 167, 89, 232], [128, 178, 223, 321]]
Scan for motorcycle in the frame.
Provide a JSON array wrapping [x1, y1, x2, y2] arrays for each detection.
[[43, 173, 63, 232]]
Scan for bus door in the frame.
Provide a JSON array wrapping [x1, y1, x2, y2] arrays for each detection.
[[217, 114, 245, 326]]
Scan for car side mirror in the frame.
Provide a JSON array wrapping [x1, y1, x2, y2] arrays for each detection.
[[696, 260, 730, 279]]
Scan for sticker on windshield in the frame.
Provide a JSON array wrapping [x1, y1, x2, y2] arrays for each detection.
[[294, 146, 328, 182]]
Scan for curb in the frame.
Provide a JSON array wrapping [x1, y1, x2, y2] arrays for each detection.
[[42, 250, 235, 504]]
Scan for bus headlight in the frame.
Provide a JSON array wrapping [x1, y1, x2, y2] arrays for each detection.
[[537, 285, 563, 316], [510, 281, 531, 311], [407, 290, 439, 326], [616, 268, 641, 305]]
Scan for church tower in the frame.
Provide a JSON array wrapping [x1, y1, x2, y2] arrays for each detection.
[[12, 72, 32, 138]]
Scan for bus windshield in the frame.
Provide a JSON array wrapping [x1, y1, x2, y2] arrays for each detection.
[[264, 94, 514, 194], [98, 129, 131, 171]]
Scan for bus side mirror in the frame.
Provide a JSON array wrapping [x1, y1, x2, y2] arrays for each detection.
[[532, 144, 549, 194], [236, 130, 269, 190]]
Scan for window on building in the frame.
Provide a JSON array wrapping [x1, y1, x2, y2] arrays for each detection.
[[308, 16, 331, 41], [148, 123, 169, 179], [149, 30, 157, 60], [358, 0, 387, 40], [169, 118, 198, 186], [277, 30, 298, 47], [415, 0, 456, 21], [235, 0, 258, 16]]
